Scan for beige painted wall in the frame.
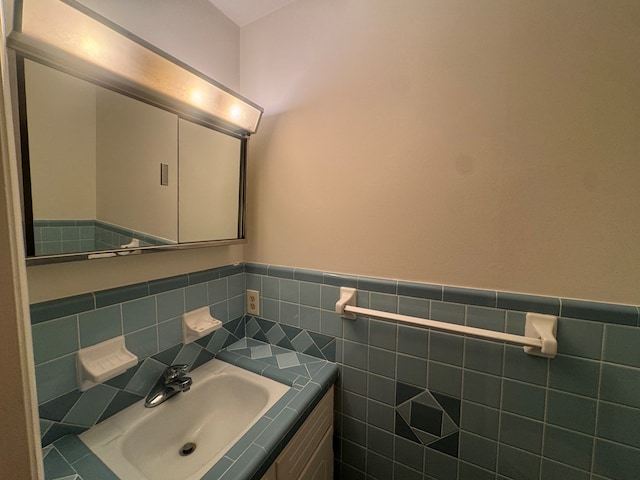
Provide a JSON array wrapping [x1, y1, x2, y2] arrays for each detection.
[[179, 118, 241, 242], [76, 0, 240, 90], [240, 0, 640, 305], [25, 0, 640, 305], [25, 59, 96, 220]]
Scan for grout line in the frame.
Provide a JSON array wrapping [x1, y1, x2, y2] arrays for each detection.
[[589, 332, 606, 476], [538, 355, 551, 480], [558, 297, 563, 318], [75, 313, 82, 355], [86, 389, 119, 429], [457, 317, 469, 479], [495, 342, 506, 477], [117, 304, 124, 339], [391, 317, 399, 480]]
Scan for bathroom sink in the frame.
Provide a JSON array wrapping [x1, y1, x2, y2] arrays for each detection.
[[80, 359, 289, 480]]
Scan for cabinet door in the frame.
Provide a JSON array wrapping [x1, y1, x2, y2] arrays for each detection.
[[298, 427, 334, 480], [178, 118, 242, 242], [261, 464, 276, 480], [276, 387, 333, 480]]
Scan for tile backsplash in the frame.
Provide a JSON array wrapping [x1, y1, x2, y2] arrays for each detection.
[[31, 264, 247, 446], [30, 262, 640, 480]]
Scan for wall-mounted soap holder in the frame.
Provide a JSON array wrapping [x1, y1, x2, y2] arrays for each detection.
[[77, 336, 138, 391], [117, 238, 141, 256], [183, 306, 222, 344]]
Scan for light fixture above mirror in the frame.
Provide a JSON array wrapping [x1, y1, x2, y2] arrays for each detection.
[[9, 0, 262, 135], [8, 0, 264, 265]]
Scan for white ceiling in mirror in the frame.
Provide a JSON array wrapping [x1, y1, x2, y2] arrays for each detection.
[[208, 0, 297, 27]]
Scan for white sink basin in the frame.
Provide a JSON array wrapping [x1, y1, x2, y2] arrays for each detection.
[[80, 359, 289, 480]]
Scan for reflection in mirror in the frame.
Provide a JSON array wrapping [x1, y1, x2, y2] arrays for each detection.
[[21, 57, 245, 259], [178, 119, 241, 242]]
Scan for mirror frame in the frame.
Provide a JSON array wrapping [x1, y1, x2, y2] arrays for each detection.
[[8, 0, 262, 265]]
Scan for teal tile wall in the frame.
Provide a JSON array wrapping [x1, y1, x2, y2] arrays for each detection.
[[34, 220, 96, 255], [31, 262, 640, 480], [33, 220, 170, 255], [244, 263, 640, 480], [93, 220, 171, 250], [30, 264, 246, 446]]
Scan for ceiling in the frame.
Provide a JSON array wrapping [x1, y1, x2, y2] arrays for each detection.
[[208, 0, 297, 27]]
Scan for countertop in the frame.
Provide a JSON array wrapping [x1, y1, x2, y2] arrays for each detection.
[[42, 337, 339, 480]]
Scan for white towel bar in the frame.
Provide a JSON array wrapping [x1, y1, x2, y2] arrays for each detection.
[[335, 287, 557, 358]]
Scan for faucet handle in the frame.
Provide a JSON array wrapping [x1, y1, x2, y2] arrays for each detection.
[[175, 376, 192, 392], [164, 364, 189, 382]]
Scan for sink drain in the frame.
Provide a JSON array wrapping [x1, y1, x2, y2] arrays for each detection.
[[179, 442, 197, 456]]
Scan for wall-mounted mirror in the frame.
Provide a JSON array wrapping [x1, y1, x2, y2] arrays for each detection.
[[20, 57, 246, 262], [9, 0, 262, 265]]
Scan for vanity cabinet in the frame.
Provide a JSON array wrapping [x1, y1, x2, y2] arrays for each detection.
[[262, 386, 334, 480]]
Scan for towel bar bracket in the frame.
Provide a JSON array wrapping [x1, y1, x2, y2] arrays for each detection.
[[335, 287, 357, 320], [524, 312, 558, 358]]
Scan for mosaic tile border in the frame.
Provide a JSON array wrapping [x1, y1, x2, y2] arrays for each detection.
[[245, 316, 336, 362]]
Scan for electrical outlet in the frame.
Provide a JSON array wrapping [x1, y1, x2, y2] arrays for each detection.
[[247, 289, 260, 315]]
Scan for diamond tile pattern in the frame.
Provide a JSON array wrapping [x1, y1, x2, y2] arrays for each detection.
[[37, 315, 244, 446], [250, 344, 273, 359], [245, 315, 335, 361], [394, 382, 460, 457], [276, 352, 301, 368]]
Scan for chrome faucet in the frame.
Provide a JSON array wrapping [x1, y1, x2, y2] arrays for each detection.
[[145, 364, 192, 408]]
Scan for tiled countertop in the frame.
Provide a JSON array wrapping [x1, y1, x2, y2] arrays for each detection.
[[43, 338, 339, 480]]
